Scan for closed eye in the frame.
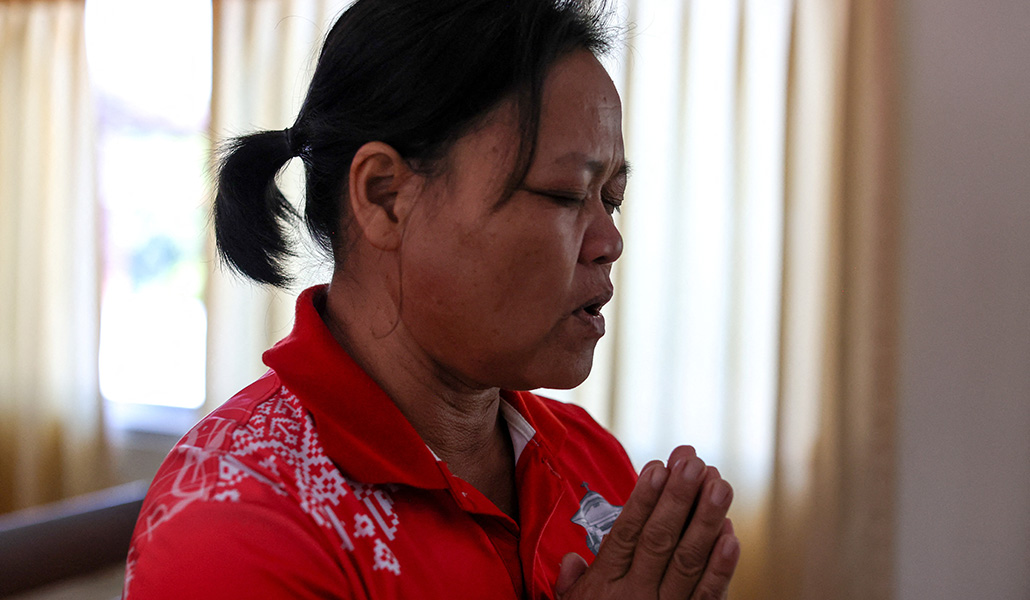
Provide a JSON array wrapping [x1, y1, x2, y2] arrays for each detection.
[[520, 186, 621, 215], [602, 194, 623, 215], [520, 187, 586, 207]]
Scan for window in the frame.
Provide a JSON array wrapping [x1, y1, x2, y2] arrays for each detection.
[[86, 0, 213, 431]]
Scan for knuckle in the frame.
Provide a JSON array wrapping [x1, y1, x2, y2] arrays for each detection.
[[669, 542, 708, 580], [639, 525, 680, 556], [602, 524, 638, 555]]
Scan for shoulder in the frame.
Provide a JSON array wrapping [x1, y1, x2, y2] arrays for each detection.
[[128, 371, 319, 544], [125, 372, 364, 598]]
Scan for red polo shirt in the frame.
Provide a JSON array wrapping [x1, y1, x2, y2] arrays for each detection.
[[123, 286, 638, 599]]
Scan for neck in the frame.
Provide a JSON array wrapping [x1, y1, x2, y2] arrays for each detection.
[[323, 271, 519, 518]]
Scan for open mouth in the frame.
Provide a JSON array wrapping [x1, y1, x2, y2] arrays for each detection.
[[577, 288, 613, 319]]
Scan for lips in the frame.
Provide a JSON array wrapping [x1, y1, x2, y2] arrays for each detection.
[[577, 287, 614, 316], [578, 291, 612, 317], [573, 287, 613, 337]]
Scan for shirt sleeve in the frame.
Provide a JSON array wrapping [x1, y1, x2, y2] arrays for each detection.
[[124, 495, 360, 599]]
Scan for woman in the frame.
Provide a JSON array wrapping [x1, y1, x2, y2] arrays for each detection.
[[124, 1, 739, 598]]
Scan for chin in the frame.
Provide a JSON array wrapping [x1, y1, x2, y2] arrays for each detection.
[[516, 352, 594, 391]]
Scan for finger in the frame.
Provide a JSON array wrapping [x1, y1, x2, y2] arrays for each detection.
[[721, 517, 734, 535], [555, 552, 589, 598], [628, 452, 708, 585], [689, 532, 739, 600], [591, 459, 668, 578], [660, 475, 734, 597], [684, 463, 720, 524], [667, 444, 699, 468]]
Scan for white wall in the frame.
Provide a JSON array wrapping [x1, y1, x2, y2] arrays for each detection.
[[896, 0, 1030, 598]]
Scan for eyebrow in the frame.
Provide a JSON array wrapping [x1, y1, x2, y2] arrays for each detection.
[[555, 152, 632, 181], [614, 160, 632, 180]]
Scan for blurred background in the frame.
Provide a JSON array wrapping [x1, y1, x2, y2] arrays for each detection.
[[0, 0, 1027, 598]]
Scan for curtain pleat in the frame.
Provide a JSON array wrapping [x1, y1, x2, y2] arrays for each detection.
[[759, 0, 899, 597], [605, 0, 897, 597], [0, 0, 108, 513]]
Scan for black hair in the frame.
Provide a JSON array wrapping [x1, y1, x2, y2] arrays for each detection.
[[214, 0, 615, 287]]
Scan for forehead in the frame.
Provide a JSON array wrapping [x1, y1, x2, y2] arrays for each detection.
[[533, 50, 624, 174], [435, 50, 624, 190], [542, 50, 622, 112]]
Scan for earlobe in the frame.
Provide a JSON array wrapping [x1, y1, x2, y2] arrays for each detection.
[[348, 141, 416, 251]]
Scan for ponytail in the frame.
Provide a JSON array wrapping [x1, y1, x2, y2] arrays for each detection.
[[213, 129, 299, 287]]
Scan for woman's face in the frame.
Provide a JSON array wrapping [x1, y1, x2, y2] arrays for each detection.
[[399, 50, 626, 391]]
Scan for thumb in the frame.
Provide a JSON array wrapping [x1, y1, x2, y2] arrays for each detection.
[[555, 552, 589, 598]]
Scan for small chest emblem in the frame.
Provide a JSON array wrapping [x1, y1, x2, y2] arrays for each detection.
[[570, 483, 623, 555]]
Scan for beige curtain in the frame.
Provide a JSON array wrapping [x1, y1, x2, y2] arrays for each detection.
[[205, 0, 348, 412], [754, 0, 898, 597], [597, 0, 897, 598], [0, 0, 109, 513]]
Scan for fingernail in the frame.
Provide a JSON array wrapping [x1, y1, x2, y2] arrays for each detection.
[[722, 535, 739, 559], [710, 480, 730, 505], [683, 458, 704, 482], [650, 464, 668, 489]]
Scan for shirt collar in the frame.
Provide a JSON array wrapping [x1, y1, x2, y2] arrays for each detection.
[[263, 285, 568, 488]]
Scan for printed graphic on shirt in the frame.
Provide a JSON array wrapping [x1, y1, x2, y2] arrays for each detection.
[[571, 482, 623, 555], [125, 388, 403, 591]]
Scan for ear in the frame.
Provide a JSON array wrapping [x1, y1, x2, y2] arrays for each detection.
[[347, 141, 419, 251]]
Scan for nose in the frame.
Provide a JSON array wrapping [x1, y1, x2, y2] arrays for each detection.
[[580, 208, 623, 266]]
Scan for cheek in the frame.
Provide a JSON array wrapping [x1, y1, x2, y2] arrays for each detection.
[[397, 210, 596, 389], [403, 213, 582, 341], [510, 236, 575, 300], [478, 212, 584, 307]]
